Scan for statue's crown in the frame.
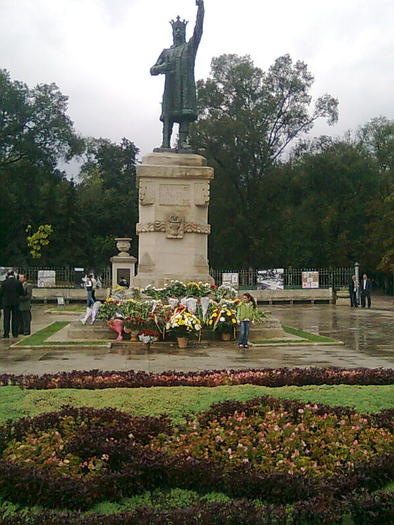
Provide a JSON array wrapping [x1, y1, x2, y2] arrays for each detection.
[[170, 15, 188, 30]]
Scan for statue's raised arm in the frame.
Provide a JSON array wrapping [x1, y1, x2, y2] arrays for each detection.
[[191, 0, 205, 52]]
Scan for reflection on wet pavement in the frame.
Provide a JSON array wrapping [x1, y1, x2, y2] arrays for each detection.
[[0, 302, 392, 374]]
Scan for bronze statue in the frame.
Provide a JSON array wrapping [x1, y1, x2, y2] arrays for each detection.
[[151, 0, 204, 152]]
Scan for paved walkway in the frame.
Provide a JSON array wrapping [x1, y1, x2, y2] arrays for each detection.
[[0, 298, 392, 374]]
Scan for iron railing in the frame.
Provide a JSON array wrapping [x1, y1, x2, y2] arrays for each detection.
[[14, 267, 112, 288], [210, 267, 354, 290]]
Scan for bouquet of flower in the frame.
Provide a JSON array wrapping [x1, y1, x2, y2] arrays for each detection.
[[207, 305, 237, 334], [185, 281, 212, 297], [138, 328, 160, 346], [97, 298, 122, 321], [166, 305, 202, 338], [142, 285, 166, 300], [164, 280, 188, 298], [211, 284, 238, 301]]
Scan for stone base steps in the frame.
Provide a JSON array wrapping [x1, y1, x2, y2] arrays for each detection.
[[67, 317, 295, 343]]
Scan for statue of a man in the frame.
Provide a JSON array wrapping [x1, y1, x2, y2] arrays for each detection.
[[150, 0, 204, 152]]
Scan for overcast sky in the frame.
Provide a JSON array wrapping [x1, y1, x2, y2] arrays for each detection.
[[1, 0, 393, 164]]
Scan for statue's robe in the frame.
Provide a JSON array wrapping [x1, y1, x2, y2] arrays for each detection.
[[157, 41, 197, 123]]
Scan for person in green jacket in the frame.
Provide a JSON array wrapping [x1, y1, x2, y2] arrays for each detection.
[[236, 293, 257, 349]]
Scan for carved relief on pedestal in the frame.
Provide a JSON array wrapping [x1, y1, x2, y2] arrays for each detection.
[[184, 223, 211, 234], [166, 215, 184, 239], [136, 221, 166, 234], [136, 220, 211, 237], [139, 182, 155, 205], [159, 184, 191, 206], [194, 182, 210, 207]]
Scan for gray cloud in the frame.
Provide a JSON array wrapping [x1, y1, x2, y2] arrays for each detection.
[[1, 0, 393, 164]]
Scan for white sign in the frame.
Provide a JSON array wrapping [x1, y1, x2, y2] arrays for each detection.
[[302, 271, 319, 289], [257, 269, 284, 290], [0, 267, 14, 281], [222, 273, 239, 288], [37, 270, 56, 288]]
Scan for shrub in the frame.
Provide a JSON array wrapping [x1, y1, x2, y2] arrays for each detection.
[[0, 367, 392, 390], [0, 401, 392, 511]]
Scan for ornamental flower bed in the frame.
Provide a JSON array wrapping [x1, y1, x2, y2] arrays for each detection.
[[1, 367, 392, 390], [0, 400, 392, 514], [150, 403, 393, 478]]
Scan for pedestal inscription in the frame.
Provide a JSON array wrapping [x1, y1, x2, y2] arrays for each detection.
[[159, 184, 190, 206]]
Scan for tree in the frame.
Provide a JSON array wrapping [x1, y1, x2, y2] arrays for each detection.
[[26, 224, 53, 259], [358, 118, 394, 272], [191, 54, 338, 267], [0, 69, 85, 264], [0, 69, 84, 170], [76, 138, 139, 266]]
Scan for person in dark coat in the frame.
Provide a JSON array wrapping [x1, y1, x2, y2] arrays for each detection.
[[360, 273, 372, 308], [0, 271, 24, 338], [348, 275, 359, 307], [18, 274, 33, 335]]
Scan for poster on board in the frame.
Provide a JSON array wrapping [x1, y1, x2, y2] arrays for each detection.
[[37, 270, 56, 288], [302, 271, 319, 289], [256, 269, 284, 290], [222, 273, 239, 288], [0, 267, 14, 281]]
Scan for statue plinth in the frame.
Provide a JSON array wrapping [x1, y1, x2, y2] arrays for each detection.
[[133, 152, 214, 288]]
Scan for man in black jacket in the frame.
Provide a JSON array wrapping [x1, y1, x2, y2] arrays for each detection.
[[360, 273, 372, 308], [0, 271, 24, 338]]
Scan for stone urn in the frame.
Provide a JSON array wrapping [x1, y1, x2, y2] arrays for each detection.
[[115, 237, 131, 256]]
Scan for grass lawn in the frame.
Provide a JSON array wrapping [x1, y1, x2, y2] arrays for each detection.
[[1, 383, 393, 424], [283, 326, 339, 343], [14, 321, 69, 346], [48, 305, 86, 312]]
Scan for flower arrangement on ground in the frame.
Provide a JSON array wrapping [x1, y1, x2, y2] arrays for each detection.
[[138, 328, 160, 347], [185, 281, 211, 297], [207, 305, 237, 334], [211, 284, 238, 301], [165, 305, 202, 343], [97, 298, 122, 321]]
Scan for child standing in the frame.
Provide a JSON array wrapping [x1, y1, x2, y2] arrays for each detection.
[[236, 293, 257, 349]]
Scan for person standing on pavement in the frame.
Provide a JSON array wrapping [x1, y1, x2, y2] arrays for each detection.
[[82, 274, 95, 307], [18, 274, 33, 335], [360, 273, 372, 308], [236, 293, 257, 349], [348, 275, 359, 307], [0, 271, 24, 338]]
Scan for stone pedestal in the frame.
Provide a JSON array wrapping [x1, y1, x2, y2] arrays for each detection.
[[110, 238, 137, 288], [134, 153, 214, 287]]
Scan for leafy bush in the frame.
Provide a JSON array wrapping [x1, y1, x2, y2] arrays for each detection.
[[0, 401, 392, 511], [151, 403, 393, 478], [1, 367, 392, 390]]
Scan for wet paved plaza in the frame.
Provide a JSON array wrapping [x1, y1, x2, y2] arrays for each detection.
[[0, 299, 392, 375]]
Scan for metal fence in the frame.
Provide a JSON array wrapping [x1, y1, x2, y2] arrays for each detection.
[[210, 267, 355, 290], [14, 267, 112, 289]]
